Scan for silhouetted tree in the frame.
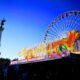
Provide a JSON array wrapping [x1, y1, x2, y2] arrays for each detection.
[[0, 58, 11, 68]]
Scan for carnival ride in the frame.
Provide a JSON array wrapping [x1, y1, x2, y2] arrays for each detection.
[[44, 10, 80, 55], [11, 10, 80, 65]]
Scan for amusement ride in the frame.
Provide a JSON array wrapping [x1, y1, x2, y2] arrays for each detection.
[[10, 10, 80, 64]]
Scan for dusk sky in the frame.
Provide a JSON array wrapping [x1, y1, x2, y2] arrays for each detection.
[[0, 0, 80, 59]]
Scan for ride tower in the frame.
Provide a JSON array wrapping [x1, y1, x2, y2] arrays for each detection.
[[0, 19, 6, 55]]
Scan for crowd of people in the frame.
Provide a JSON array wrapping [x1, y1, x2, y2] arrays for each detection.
[[0, 53, 80, 80]]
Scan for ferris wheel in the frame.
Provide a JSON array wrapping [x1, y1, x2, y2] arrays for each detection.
[[43, 10, 80, 44]]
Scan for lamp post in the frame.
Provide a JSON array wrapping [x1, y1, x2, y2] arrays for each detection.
[[0, 19, 6, 55]]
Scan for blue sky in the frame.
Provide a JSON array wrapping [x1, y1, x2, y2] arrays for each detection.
[[0, 0, 80, 59]]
